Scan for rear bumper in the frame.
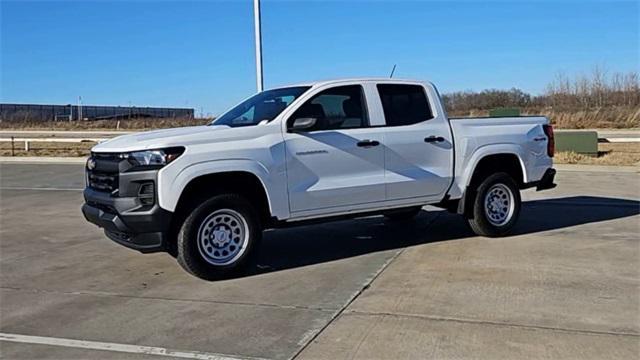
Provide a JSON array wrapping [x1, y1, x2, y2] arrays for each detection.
[[534, 168, 557, 191], [81, 188, 172, 253]]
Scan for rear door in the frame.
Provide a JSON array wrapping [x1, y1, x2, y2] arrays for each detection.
[[377, 83, 454, 201], [283, 84, 387, 214]]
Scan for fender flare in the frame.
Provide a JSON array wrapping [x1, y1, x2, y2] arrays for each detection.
[[456, 144, 527, 215], [157, 159, 287, 219], [460, 144, 528, 189]]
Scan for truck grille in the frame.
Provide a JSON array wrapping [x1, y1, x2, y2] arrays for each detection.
[[88, 171, 119, 193], [87, 153, 122, 194]]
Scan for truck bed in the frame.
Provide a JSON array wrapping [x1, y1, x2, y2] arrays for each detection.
[[447, 116, 552, 198]]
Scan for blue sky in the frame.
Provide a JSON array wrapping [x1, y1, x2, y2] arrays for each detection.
[[1, 0, 638, 116]]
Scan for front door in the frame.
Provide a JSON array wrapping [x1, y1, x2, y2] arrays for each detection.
[[284, 85, 386, 214]]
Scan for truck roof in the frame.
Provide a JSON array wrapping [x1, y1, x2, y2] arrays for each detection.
[[272, 77, 431, 90]]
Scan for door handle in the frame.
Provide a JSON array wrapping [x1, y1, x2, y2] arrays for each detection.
[[424, 136, 445, 143], [357, 140, 380, 148]]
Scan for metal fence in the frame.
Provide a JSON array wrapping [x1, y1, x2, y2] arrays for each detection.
[[0, 103, 194, 121]]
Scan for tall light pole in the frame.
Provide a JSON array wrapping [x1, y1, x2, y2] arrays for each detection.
[[253, 0, 264, 92]]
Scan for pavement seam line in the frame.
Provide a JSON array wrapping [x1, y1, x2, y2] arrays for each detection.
[[0, 286, 337, 313], [344, 310, 640, 338], [0, 333, 268, 360], [289, 249, 406, 360], [290, 212, 443, 359]]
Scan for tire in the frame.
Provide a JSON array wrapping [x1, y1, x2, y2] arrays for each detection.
[[176, 194, 261, 280], [384, 206, 422, 222], [467, 172, 521, 237]]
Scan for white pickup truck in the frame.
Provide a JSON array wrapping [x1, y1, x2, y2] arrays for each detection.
[[82, 78, 556, 279]]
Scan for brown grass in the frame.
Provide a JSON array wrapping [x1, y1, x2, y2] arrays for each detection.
[[554, 142, 640, 166], [0, 117, 210, 130], [449, 106, 640, 129], [0, 141, 93, 157], [3, 106, 640, 131], [538, 106, 640, 129]]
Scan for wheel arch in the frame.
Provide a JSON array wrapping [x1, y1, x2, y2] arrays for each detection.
[[173, 171, 272, 222], [457, 149, 526, 216], [158, 159, 287, 218], [460, 145, 527, 189], [467, 153, 526, 189]]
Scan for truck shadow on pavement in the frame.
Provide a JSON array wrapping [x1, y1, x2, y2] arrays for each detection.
[[248, 196, 639, 276]]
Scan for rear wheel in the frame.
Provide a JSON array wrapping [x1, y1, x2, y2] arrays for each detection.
[[467, 172, 521, 237], [384, 206, 422, 222], [176, 194, 261, 280]]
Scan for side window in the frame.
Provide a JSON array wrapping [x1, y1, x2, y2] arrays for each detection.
[[289, 85, 368, 131], [377, 84, 433, 126]]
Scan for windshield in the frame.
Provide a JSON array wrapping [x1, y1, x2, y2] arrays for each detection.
[[212, 86, 311, 127]]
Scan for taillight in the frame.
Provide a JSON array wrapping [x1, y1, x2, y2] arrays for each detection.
[[543, 124, 555, 157]]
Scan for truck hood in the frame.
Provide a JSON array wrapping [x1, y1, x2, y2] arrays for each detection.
[[92, 125, 250, 153]]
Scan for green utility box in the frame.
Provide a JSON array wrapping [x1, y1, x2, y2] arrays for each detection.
[[554, 130, 598, 156], [489, 108, 521, 117]]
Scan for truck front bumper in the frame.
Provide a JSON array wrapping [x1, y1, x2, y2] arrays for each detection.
[[81, 188, 172, 253]]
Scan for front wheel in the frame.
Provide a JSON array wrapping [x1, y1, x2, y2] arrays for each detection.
[[467, 172, 521, 237], [176, 194, 261, 280]]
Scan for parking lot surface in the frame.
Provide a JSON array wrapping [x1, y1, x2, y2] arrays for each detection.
[[0, 163, 638, 359]]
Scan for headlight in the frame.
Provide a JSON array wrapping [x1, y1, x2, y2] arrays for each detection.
[[124, 147, 184, 169]]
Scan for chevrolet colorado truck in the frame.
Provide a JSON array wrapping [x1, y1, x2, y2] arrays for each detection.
[[82, 78, 556, 279]]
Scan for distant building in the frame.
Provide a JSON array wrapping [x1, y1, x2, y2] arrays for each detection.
[[0, 103, 194, 121]]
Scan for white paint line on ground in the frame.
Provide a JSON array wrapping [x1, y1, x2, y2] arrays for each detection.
[[603, 137, 640, 143], [0, 187, 84, 191], [0, 333, 266, 360]]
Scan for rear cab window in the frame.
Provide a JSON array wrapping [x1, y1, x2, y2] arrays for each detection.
[[377, 84, 433, 126]]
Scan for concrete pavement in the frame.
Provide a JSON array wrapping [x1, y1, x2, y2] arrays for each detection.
[[0, 163, 638, 359], [299, 171, 640, 359]]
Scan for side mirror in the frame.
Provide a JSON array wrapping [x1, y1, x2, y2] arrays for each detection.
[[289, 117, 317, 132]]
